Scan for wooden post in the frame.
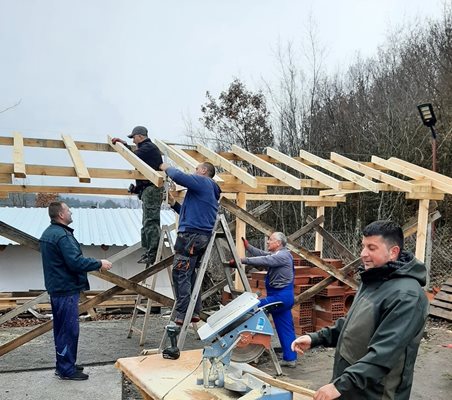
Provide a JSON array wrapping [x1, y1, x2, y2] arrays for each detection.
[[235, 192, 246, 290], [415, 199, 429, 262], [314, 206, 325, 256]]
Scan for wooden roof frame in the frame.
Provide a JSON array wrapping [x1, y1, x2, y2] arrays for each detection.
[[1, 133, 451, 262]]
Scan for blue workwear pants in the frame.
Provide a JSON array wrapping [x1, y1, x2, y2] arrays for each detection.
[[51, 293, 80, 377], [258, 285, 297, 362], [172, 232, 211, 320]]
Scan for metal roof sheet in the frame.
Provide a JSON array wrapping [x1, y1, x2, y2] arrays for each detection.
[[0, 207, 176, 246]]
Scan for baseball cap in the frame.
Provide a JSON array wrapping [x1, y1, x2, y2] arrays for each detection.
[[127, 126, 148, 138]]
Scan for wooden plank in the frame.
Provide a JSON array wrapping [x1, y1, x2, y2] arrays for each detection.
[[288, 216, 325, 241], [108, 135, 163, 187], [300, 150, 379, 193], [429, 305, 452, 321], [266, 147, 342, 190], [445, 278, 452, 286], [0, 292, 49, 325], [314, 207, 325, 256], [220, 197, 358, 289], [249, 373, 315, 398], [389, 157, 452, 195], [232, 145, 302, 189], [431, 299, 452, 310], [61, 134, 91, 183], [0, 184, 129, 196], [244, 194, 346, 202], [197, 144, 258, 187], [330, 152, 414, 193], [441, 285, 452, 294], [0, 163, 145, 180], [435, 291, 452, 303], [13, 132, 26, 178]]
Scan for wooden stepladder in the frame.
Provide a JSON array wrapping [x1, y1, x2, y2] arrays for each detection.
[[128, 224, 176, 345], [158, 213, 253, 352]]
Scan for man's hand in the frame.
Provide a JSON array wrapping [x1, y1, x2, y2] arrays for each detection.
[[111, 138, 126, 145], [228, 259, 237, 268], [99, 260, 112, 271], [241, 236, 249, 249], [159, 162, 170, 172], [291, 335, 312, 355], [168, 192, 176, 206], [313, 383, 341, 400]]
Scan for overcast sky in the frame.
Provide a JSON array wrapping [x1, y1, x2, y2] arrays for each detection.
[[0, 1, 448, 191]]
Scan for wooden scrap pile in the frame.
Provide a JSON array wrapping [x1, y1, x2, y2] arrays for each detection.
[[430, 278, 452, 321]]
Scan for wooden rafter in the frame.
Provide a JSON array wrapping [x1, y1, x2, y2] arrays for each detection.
[[232, 145, 302, 189], [266, 147, 342, 190], [13, 132, 26, 178], [0, 184, 128, 196], [300, 150, 379, 192], [197, 144, 258, 188], [108, 135, 163, 187], [61, 134, 91, 183]]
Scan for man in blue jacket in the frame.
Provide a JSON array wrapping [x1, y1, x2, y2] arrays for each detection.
[[40, 202, 112, 380], [160, 161, 221, 325], [238, 232, 298, 368], [291, 220, 429, 400]]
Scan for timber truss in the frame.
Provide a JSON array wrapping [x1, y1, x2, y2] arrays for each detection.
[[0, 133, 451, 262]]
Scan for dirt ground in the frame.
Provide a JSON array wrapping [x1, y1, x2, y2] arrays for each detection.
[[0, 313, 451, 400]]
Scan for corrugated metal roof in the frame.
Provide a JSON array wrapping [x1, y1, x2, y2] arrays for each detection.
[[0, 207, 177, 246]]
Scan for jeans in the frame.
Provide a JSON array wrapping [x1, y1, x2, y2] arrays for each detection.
[[172, 231, 211, 320], [51, 293, 80, 377]]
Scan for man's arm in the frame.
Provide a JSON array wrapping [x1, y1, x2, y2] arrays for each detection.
[[242, 249, 289, 269], [160, 163, 205, 191]]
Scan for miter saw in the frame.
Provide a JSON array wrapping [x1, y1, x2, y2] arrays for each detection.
[[196, 292, 291, 399]]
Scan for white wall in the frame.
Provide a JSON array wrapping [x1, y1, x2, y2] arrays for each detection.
[[0, 245, 173, 299]]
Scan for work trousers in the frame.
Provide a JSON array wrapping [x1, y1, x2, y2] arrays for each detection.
[[258, 285, 297, 362], [141, 185, 163, 257], [51, 293, 80, 377], [172, 231, 210, 320]]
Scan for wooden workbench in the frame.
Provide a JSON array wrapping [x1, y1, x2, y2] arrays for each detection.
[[115, 349, 312, 399]]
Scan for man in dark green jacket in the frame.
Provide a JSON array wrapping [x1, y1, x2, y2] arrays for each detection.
[[292, 220, 429, 400]]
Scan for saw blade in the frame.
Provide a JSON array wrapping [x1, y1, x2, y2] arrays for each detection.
[[231, 343, 266, 363]]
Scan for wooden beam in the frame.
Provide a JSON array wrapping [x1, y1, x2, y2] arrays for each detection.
[[220, 197, 358, 289], [197, 144, 258, 188], [0, 292, 49, 325], [13, 132, 26, 178], [415, 199, 430, 262], [0, 184, 129, 196], [61, 134, 91, 183], [288, 216, 325, 241], [0, 163, 144, 180], [389, 157, 452, 195], [300, 150, 379, 193], [232, 145, 302, 189], [314, 207, 325, 256], [330, 152, 414, 193], [108, 135, 163, 187], [304, 201, 339, 207], [243, 194, 345, 202], [249, 373, 316, 398], [266, 147, 342, 190], [235, 193, 247, 291], [0, 174, 12, 184], [0, 136, 115, 152]]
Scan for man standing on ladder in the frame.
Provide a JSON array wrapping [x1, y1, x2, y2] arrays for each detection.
[[112, 126, 163, 264], [160, 161, 221, 325]]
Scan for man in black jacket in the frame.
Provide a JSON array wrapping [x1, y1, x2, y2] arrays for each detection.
[[40, 202, 112, 380], [291, 220, 429, 400], [112, 126, 163, 264]]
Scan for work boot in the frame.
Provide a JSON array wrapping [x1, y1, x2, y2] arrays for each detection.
[[55, 365, 84, 376], [57, 370, 89, 380], [137, 252, 156, 264], [279, 360, 297, 368]]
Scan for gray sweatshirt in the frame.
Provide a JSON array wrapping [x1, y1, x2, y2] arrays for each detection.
[[243, 244, 294, 289]]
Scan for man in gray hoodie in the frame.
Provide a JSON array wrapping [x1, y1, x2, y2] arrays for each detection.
[[291, 220, 429, 400]]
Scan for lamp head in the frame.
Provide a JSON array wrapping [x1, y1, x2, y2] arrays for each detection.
[[417, 103, 437, 128]]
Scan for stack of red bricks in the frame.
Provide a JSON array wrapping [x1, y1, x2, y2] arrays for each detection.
[[248, 251, 356, 335]]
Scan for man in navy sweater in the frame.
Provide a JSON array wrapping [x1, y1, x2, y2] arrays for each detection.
[[40, 202, 112, 380], [160, 161, 221, 325]]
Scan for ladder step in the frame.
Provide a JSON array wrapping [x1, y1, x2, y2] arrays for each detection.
[[130, 326, 143, 335]]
